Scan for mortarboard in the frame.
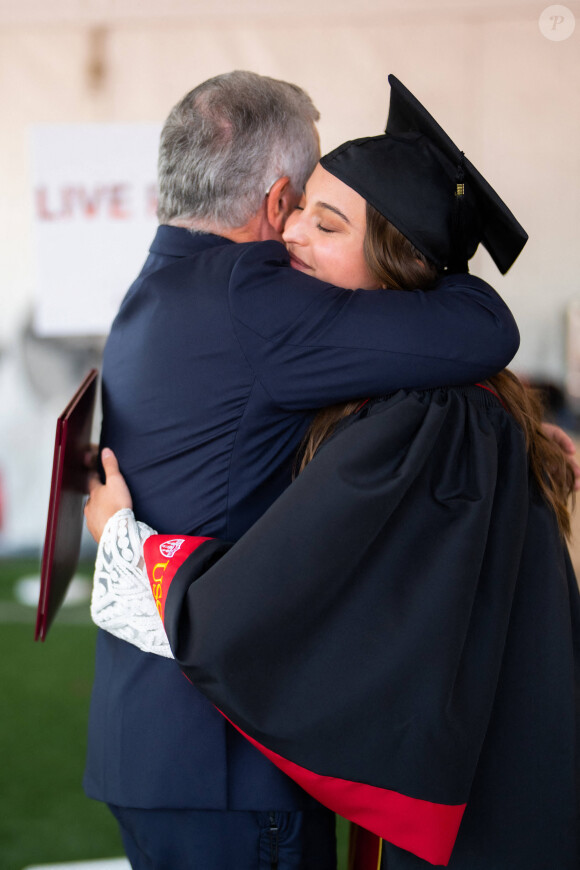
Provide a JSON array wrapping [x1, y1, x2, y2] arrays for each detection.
[[320, 74, 528, 274]]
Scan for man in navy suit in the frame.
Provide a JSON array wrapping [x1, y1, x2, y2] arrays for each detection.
[[84, 71, 519, 869]]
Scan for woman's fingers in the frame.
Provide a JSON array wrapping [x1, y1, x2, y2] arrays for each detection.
[[84, 448, 133, 542]]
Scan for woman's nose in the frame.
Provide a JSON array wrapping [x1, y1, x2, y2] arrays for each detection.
[[283, 210, 306, 245]]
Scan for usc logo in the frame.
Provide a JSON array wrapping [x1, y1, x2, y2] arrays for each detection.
[[151, 560, 169, 616], [159, 538, 185, 558]]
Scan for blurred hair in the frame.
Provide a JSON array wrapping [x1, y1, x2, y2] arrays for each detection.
[[157, 70, 320, 228]]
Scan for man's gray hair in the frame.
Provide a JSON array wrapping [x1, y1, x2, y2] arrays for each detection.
[[157, 70, 321, 228]]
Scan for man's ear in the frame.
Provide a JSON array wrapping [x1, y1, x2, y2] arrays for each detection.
[[265, 176, 297, 234]]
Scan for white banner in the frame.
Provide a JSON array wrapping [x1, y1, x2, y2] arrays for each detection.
[[31, 123, 161, 336]]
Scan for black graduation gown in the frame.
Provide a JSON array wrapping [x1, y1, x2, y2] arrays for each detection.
[[144, 386, 580, 868]]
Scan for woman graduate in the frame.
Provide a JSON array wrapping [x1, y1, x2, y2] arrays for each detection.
[[86, 76, 580, 869]]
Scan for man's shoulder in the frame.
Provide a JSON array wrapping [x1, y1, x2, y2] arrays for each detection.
[[149, 225, 286, 264], [107, 233, 293, 341], [121, 234, 283, 298], [228, 239, 289, 279], [137, 233, 287, 287]]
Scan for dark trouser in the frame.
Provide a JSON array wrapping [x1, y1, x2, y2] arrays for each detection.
[[109, 804, 337, 870]]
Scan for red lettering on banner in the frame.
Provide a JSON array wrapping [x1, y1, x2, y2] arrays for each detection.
[[34, 184, 133, 220], [36, 187, 72, 220], [108, 184, 131, 219]]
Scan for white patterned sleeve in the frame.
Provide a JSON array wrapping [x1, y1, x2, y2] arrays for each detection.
[[91, 508, 174, 659]]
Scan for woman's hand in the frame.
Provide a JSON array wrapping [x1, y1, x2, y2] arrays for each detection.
[[84, 448, 133, 542]]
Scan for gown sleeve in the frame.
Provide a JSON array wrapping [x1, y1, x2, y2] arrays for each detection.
[[230, 246, 520, 408], [141, 389, 533, 866]]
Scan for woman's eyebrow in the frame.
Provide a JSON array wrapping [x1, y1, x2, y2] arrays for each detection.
[[315, 201, 351, 224]]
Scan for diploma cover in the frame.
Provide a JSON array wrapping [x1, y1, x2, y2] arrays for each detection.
[[35, 369, 98, 641]]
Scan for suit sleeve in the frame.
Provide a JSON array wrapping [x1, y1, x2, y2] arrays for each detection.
[[229, 242, 519, 409]]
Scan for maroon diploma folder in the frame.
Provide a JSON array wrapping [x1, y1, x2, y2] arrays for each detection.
[[35, 369, 98, 641]]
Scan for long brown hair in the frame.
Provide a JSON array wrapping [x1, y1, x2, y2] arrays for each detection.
[[298, 203, 575, 537]]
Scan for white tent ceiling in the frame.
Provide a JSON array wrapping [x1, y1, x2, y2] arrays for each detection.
[[0, 0, 551, 24]]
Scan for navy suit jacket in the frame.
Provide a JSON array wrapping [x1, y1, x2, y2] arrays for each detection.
[[84, 226, 519, 810]]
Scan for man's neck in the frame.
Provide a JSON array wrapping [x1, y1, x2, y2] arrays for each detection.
[[168, 206, 281, 244]]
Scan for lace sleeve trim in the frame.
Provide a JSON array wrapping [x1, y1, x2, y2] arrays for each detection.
[[91, 508, 174, 659]]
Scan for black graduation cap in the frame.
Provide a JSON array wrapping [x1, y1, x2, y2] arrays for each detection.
[[320, 74, 528, 274]]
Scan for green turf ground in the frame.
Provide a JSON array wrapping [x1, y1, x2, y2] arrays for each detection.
[[0, 558, 124, 869], [0, 558, 350, 869]]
